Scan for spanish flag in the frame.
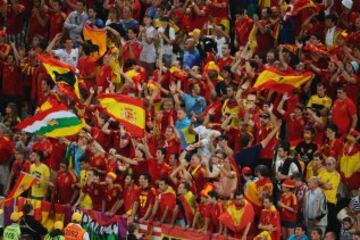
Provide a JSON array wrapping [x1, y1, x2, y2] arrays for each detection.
[[38, 54, 81, 100], [0, 172, 39, 206], [340, 144, 360, 190], [252, 67, 313, 93], [218, 199, 255, 233], [83, 24, 107, 60], [98, 94, 145, 137]]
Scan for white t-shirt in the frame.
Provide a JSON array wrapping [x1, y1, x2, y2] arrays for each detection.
[[53, 48, 80, 67], [157, 26, 176, 55], [215, 36, 227, 58], [140, 26, 157, 63]]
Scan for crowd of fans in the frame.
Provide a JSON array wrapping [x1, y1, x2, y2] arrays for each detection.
[[0, 0, 360, 239]]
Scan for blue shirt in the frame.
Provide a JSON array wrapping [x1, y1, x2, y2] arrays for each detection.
[[288, 234, 309, 240], [176, 117, 191, 149], [183, 49, 201, 70], [181, 93, 207, 116]]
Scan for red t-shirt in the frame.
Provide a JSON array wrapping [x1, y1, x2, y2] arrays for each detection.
[[6, 4, 25, 35], [256, 125, 278, 160], [95, 65, 113, 91], [0, 135, 13, 165], [207, 0, 228, 19], [49, 11, 67, 40], [189, 5, 208, 30], [104, 184, 123, 211], [2, 64, 22, 97], [123, 41, 142, 63], [217, 56, 235, 71], [279, 193, 298, 222], [284, 114, 305, 146], [90, 154, 108, 173], [28, 8, 50, 40], [148, 159, 172, 183], [48, 139, 67, 171], [137, 187, 156, 218], [256, 20, 274, 53], [158, 189, 176, 222], [332, 97, 357, 136], [54, 170, 77, 204], [123, 185, 140, 214], [83, 182, 104, 211]]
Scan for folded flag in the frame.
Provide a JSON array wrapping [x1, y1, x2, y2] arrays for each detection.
[[15, 105, 84, 138], [83, 24, 107, 60], [0, 172, 39, 206], [38, 54, 81, 100], [253, 67, 313, 93], [98, 94, 145, 137]]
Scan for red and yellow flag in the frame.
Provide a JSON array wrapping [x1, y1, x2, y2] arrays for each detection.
[[340, 145, 360, 190], [83, 24, 107, 60], [291, 0, 317, 13], [1, 172, 39, 206], [178, 191, 196, 225], [38, 54, 81, 100], [252, 67, 313, 93], [218, 200, 255, 233], [98, 94, 145, 137]]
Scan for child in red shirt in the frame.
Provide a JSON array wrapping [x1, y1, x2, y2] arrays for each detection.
[[278, 179, 299, 240]]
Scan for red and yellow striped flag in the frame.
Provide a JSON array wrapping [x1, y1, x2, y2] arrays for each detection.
[[83, 24, 107, 60], [253, 67, 313, 93], [1, 172, 39, 206], [98, 94, 145, 137]]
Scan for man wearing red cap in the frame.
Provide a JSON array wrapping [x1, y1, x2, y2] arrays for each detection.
[[103, 172, 123, 216]]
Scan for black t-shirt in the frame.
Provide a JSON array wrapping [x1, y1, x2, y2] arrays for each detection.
[[235, 144, 263, 169], [295, 141, 318, 163]]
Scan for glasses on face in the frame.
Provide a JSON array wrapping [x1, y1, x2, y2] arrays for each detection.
[[326, 162, 333, 166]]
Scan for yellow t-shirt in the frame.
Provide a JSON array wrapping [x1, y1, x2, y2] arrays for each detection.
[[30, 163, 50, 198], [305, 162, 325, 182], [318, 170, 340, 204], [79, 170, 92, 209], [307, 95, 332, 110]]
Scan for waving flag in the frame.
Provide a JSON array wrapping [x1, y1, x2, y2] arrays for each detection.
[[16, 105, 84, 138], [253, 67, 313, 93], [38, 54, 81, 100], [98, 94, 145, 137], [0, 172, 39, 206], [83, 24, 107, 60]]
